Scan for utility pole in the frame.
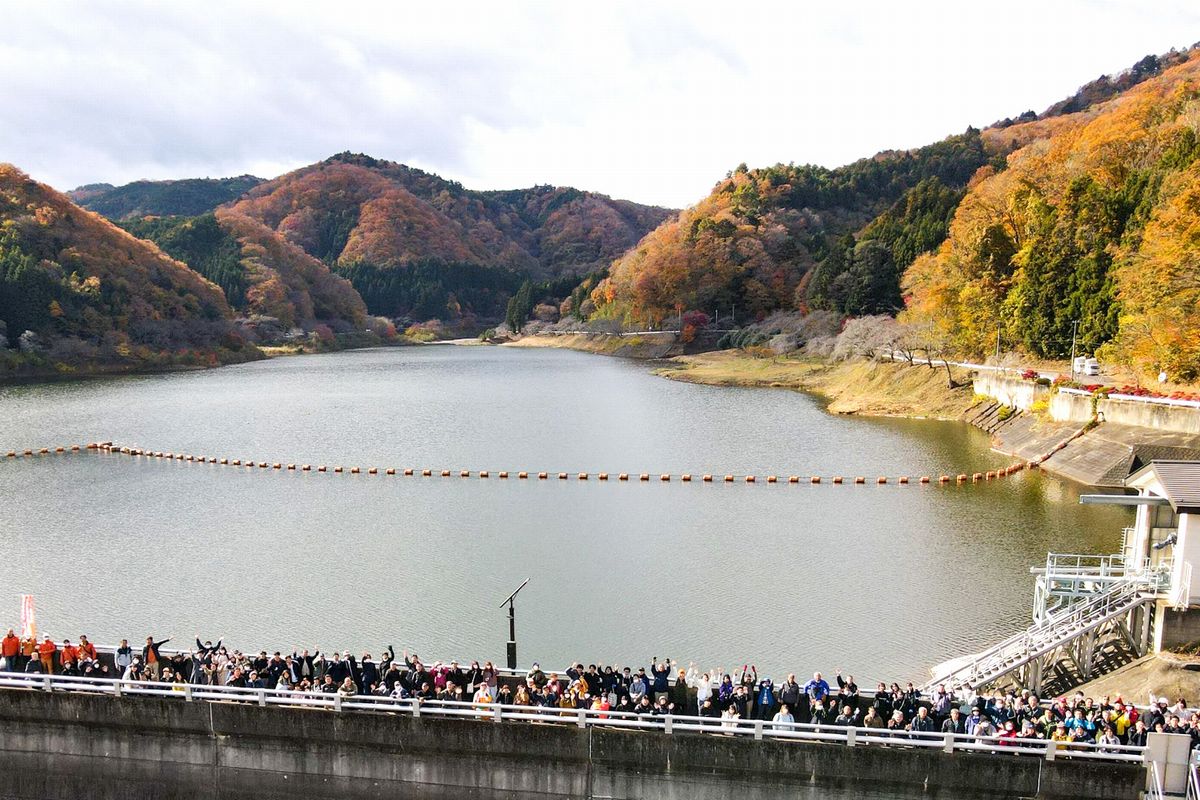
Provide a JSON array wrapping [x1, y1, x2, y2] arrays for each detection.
[[1069, 319, 1080, 379], [995, 327, 1001, 359], [499, 578, 530, 670]]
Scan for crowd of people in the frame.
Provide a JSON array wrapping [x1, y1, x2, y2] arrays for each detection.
[[2, 628, 1191, 751]]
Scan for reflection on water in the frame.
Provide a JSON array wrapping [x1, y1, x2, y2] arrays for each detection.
[[0, 346, 1132, 681]]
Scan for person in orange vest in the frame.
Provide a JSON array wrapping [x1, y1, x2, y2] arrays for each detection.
[[37, 636, 57, 674], [1, 629, 19, 671], [59, 639, 79, 673]]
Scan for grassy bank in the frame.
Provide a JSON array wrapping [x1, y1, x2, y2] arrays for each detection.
[[656, 351, 979, 420], [503, 332, 681, 359]]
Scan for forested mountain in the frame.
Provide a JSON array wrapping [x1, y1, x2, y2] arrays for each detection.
[[903, 50, 1200, 380], [69, 176, 263, 219], [227, 153, 672, 319], [588, 130, 1004, 323], [0, 166, 250, 374], [585, 45, 1200, 381], [120, 210, 367, 332]]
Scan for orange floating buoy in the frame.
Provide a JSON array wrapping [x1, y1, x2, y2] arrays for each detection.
[[219, 458, 229, 465], [385, 468, 395, 475], [207, 457, 216, 463], [985, 471, 995, 480], [404, 468, 414, 476], [538, 472, 548, 480], [318, 466, 328, 473], [598, 473, 608, 480], [972, 472, 983, 482], [460, 470, 470, 478], [702, 474, 713, 482], [273, 463, 283, 470], [518, 471, 528, 479], [301, 464, 311, 471], [558, 472, 568, 480], [499, 471, 508, 478], [831, 476, 843, 485], [767, 476, 777, 484], [660, 474, 670, 482], [812, 476, 822, 484], [789, 476, 799, 483], [578, 472, 588, 480], [368, 467, 378, 475], [55, 446, 64, 453], [333, 466, 344, 473], [919, 476, 930, 484], [898, 476, 909, 484], [71, 445, 80, 452], [441, 470, 451, 477], [723, 475, 733, 483], [479, 470, 489, 478], [681, 474, 691, 482], [938, 475, 950, 484], [422, 469, 431, 476], [852, 476, 864, 485], [619, 473, 629, 481], [5, 452, 14, 458], [232, 459, 241, 466], [640, 473, 650, 481], [745, 475, 756, 483], [957, 475, 968, 484], [39, 448, 49, 455], [877, 477, 887, 484]]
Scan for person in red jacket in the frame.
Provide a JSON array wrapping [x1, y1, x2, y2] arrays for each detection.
[[77, 635, 97, 663], [59, 639, 79, 672], [1, 629, 19, 671], [37, 636, 57, 674]]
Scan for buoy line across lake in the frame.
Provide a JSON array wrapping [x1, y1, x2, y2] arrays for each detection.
[[1, 442, 1036, 487]]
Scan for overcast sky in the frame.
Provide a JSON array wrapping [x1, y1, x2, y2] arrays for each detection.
[[2, 1, 1197, 208]]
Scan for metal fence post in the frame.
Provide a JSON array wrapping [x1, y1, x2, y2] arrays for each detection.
[[846, 727, 857, 747], [753, 719, 764, 741]]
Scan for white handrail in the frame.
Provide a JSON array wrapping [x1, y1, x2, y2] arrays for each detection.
[[0, 671, 1145, 763]]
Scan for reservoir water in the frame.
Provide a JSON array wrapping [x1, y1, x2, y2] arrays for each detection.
[[0, 345, 1130, 682]]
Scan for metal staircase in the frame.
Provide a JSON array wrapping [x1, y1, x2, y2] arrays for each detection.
[[923, 554, 1169, 696]]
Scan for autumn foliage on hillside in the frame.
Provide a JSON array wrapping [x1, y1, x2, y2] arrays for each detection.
[[231, 153, 672, 279], [70, 176, 263, 220], [0, 165, 249, 372], [123, 211, 367, 331], [591, 131, 999, 325], [902, 51, 1200, 379]]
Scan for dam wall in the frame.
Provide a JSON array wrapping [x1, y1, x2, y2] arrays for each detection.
[[0, 688, 1144, 800]]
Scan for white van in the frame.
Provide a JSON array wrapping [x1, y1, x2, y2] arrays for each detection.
[[1083, 357, 1100, 377]]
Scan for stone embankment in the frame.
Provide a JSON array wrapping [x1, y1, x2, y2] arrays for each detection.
[[971, 374, 1200, 486]]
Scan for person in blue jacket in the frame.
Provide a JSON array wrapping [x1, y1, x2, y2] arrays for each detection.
[[804, 671, 831, 703], [756, 677, 776, 720]]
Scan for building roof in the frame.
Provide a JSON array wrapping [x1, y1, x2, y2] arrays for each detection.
[[1126, 460, 1200, 514]]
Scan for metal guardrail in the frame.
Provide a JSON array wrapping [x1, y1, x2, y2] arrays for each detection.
[[0, 671, 1145, 764]]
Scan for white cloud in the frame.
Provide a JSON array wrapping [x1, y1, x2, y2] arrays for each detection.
[[1, 0, 1196, 207]]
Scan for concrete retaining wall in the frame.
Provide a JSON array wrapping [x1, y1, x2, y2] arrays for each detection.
[[973, 375, 1050, 413], [0, 689, 1144, 800], [975, 375, 1200, 435]]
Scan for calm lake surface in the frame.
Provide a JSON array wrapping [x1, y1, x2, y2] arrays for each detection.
[[0, 345, 1130, 682]]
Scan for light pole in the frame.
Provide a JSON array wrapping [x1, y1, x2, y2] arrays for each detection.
[[499, 578, 530, 670], [1069, 319, 1080, 379]]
